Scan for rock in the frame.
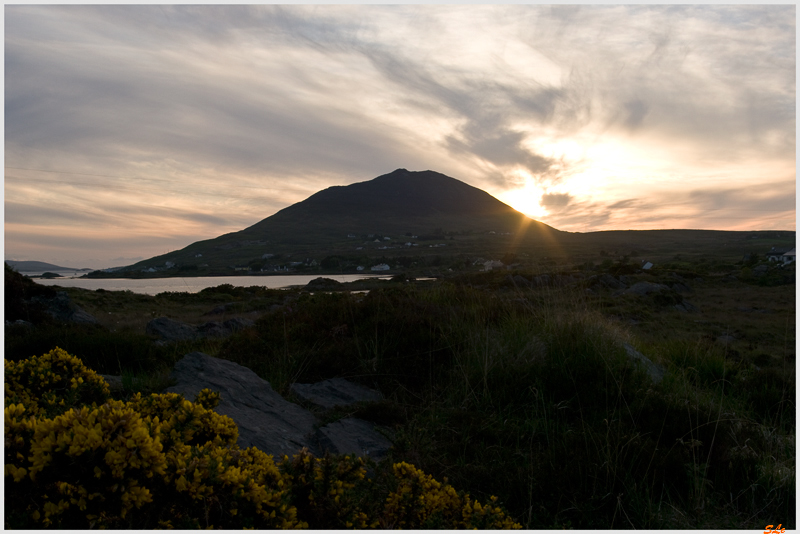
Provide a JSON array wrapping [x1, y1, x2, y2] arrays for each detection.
[[291, 378, 383, 410], [304, 277, 342, 291], [165, 352, 319, 457], [624, 282, 669, 296], [590, 274, 626, 290], [197, 321, 231, 338], [670, 282, 692, 293], [717, 335, 735, 344], [146, 317, 198, 342], [223, 317, 255, 332], [147, 316, 256, 342], [315, 418, 394, 461], [5, 319, 33, 329], [30, 291, 99, 325], [622, 343, 665, 384]]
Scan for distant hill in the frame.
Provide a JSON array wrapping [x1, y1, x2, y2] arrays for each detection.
[[126, 169, 561, 271], [5, 260, 82, 272]]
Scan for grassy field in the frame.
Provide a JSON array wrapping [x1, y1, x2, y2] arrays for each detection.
[[5, 253, 795, 529]]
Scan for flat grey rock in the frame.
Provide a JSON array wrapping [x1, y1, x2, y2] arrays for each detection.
[[291, 378, 383, 409], [147, 316, 256, 342], [165, 352, 319, 457], [315, 417, 393, 461], [624, 282, 669, 296], [147, 317, 197, 341], [31, 291, 99, 325], [622, 343, 665, 384]]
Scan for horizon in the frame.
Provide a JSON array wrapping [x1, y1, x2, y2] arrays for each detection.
[[5, 5, 796, 269]]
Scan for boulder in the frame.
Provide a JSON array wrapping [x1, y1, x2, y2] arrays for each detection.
[[223, 317, 256, 332], [291, 378, 383, 410], [315, 418, 394, 461], [165, 352, 320, 457], [304, 277, 342, 291], [146, 317, 198, 342], [622, 343, 665, 384], [30, 291, 99, 325], [623, 282, 669, 296], [100, 374, 125, 395], [147, 316, 256, 342]]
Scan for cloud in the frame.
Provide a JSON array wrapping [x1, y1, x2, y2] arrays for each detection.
[[4, 5, 795, 265]]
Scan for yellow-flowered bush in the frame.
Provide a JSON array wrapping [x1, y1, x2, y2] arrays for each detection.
[[5, 348, 520, 529]]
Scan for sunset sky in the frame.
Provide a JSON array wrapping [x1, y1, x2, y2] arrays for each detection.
[[5, 5, 796, 269]]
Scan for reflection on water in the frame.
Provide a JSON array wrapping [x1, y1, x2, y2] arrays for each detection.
[[35, 274, 390, 296]]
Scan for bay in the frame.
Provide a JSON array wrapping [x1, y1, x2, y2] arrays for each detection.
[[34, 274, 389, 296]]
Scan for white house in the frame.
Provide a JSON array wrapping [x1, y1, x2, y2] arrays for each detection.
[[371, 263, 390, 271], [483, 260, 504, 271], [782, 248, 796, 265]]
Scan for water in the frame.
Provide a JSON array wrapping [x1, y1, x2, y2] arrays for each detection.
[[34, 274, 390, 296]]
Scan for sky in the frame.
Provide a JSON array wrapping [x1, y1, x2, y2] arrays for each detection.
[[4, 4, 796, 269]]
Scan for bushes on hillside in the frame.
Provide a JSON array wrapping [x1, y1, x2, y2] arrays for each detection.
[[5, 348, 520, 529]]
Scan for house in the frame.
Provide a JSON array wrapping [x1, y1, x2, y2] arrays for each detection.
[[782, 248, 796, 265], [347, 234, 356, 238], [766, 247, 790, 262], [195, 253, 203, 258], [356, 266, 364, 271], [371, 263, 390, 271], [641, 261, 653, 270]]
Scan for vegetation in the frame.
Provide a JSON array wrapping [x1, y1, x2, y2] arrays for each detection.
[[5, 253, 795, 529], [5, 348, 520, 529]]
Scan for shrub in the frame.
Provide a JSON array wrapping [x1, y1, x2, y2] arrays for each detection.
[[5, 348, 521, 529]]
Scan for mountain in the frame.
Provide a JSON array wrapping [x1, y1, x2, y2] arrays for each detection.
[[5, 260, 84, 272], [125, 169, 561, 272]]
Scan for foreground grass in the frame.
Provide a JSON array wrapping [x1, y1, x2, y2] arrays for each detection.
[[6, 262, 795, 528]]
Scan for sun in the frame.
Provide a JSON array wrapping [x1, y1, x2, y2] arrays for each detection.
[[495, 171, 548, 219]]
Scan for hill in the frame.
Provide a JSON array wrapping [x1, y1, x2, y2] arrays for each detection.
[[123, 169, 561, 273], [5, 260, 81, 272]]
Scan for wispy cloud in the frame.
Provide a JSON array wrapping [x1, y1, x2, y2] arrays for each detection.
[[4, 5, 795, 267]]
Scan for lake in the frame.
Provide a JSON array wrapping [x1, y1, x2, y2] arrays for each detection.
[[33, 274, 390, 295]]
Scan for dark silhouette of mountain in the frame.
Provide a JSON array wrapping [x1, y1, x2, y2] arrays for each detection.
[[125, 169, 560, 271], [238, 168, 557, 240], [5, 260, 79, 272]]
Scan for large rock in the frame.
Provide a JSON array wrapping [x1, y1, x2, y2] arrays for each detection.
[[315, 418, 394, 461], [623, 282, 669, 296], [146, 317, 256, 342], [622, 343, 665, 384], [165, 352, 319, 457], [147, 317, 198, 341], [291, 378, 383, 409], [30, 291, 99, 325]]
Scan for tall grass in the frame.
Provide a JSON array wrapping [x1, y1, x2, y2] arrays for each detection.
[[216, 277, 794, 528]]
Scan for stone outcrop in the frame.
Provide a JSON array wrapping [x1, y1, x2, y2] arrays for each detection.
[[315, 418, 393, 460], [165, 352, 320, 456], [622, 343, 665, 384], [291, 378, 383, 409], [146, 317, 255, 342], [30, 291, 99, 325], [164, 353, 394, 461], [623, 281, 669, 296]]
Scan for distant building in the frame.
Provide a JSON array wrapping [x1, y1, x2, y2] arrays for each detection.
[[371, 263, 390, 271], [348, 234, 356, 238], [195, 253, 203, 258], [642, 261, 653, 270], [766, 247, 790, 262], [782, 248, 796, 265], [356, 266, 364, 271]]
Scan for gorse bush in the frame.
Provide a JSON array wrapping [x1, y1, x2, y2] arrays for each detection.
[[4, 348, 521, 529]]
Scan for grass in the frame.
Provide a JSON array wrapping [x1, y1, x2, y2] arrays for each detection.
[[5, 257, 795, 528]]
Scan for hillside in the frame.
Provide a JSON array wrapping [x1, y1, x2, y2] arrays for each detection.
[[5, 260, 81, 272], [123, 169, 560, 272]]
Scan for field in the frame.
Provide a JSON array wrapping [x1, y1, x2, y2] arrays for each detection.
[[5, 249, 796, 529]]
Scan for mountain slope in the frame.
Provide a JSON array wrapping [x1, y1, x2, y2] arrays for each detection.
[[126, 169, 560, 271]]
